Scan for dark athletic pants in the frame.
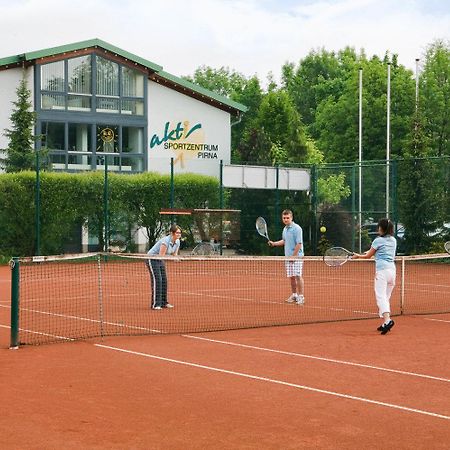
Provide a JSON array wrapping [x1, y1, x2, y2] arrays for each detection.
[[146, 259, 168, 308]]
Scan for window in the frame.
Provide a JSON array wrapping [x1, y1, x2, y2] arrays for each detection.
[[41, 122, 65, 150], [68, 56, 91, 94], [68, 124, 92, 152], [41, 60, 65, 92], [39, 54, 145, 116], [38, 53, 146, 172], [96, 125, 119, 153], [122, 127, 143, 154], [41, 121, 144, 171]]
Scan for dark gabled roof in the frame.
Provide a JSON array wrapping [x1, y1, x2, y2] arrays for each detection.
[[0, 38, 247, 115]]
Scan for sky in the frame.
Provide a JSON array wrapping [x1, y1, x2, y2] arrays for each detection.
[[0, 0, 449, 83]]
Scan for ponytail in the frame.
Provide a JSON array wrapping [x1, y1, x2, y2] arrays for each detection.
[[378, 218, 394, 236]]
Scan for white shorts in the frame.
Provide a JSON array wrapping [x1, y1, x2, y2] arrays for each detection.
[[285, 260, 303, 277]]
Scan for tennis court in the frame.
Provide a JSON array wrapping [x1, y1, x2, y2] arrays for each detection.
[[0, 260, 449, 449]]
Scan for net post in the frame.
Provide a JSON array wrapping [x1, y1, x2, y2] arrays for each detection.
[[400, 257, 405, 315], [10, 258, 20, 349]]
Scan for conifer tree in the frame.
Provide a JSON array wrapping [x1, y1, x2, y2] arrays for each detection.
[[1, 76, 39, 172]]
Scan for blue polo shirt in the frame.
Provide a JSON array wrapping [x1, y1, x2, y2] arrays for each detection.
[[148, 235, 180, 255], [282, 222, 303, 257], [372, 235, 397, 271]]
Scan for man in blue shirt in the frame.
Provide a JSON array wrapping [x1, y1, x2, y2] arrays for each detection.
[[268, 210, 305, 305]]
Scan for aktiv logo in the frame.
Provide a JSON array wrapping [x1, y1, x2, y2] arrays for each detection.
[[150, 121, 202, 148]]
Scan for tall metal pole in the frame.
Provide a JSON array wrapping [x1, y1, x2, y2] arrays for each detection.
[[386, 62, 391, 219], [358, 67, 363, 253], [415, 58, 420, 111]]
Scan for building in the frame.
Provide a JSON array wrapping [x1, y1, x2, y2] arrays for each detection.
[[0, 38, 247, 177], [0, 39, 247, 252]]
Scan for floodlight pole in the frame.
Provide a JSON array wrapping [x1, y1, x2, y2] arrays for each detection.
[[415, 58, 420, 112], [358, 67, 363, 253], [386, 62, 391, 219]]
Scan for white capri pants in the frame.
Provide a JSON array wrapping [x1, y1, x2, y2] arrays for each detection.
[[374, 268, 396, 317]]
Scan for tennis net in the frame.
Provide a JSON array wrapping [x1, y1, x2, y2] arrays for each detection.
[[9, 252, 450, 346]]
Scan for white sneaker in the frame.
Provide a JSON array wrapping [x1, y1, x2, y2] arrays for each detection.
[[285, 294, 296, 303], [296, 295, 305, 305], [152, 306, 162, 310], [164, 303, 174, 308]]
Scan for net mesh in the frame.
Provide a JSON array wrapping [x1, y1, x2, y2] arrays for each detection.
[[12, 252, 450, 345]]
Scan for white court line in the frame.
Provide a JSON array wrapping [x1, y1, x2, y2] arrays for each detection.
[[424, 318, 450, 324], [2, 322, 449, 419], [95, 343, 450, 421], [0, 323, 74, 341], [182, 335, 450, 383]]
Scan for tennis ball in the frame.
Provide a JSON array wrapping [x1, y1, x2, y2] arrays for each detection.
[[320, 226, 327, 233]]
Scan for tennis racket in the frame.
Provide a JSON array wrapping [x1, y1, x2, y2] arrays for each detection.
[[191, 242, 217, 256], [323, 247, 354, 267], [444, 241, 450, 254], [256, 216, 270, 241]]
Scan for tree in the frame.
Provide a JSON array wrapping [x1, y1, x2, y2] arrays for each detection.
[[1, 75, 40, 172], [282, 47, 358, 135], [398, 110, 441, 253], [183, 67, 264, 163], [256, 90, 309, 164], [420, 39, 450, 157]]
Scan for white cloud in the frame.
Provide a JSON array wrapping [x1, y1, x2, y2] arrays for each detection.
[[0, 0, 448, 83]]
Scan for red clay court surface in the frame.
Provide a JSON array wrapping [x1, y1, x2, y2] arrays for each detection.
[[0, 263, 449, 449]]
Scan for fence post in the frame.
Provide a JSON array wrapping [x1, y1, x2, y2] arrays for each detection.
[[400, 257, 405, 315], [351, 163, 356, 252], [170, 157, 174, 224], [310, 165, 318, 254], [35, 150, 41, 256], [219, 160, 224, 255], [10, 258, 20, 349], [103, 155, 109, 252]]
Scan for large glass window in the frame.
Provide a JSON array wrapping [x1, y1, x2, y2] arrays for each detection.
[[41, 122, 65, 150], [41, 121, 144, 172], [41, 60, 65, 92], [40, 54, 145, 116], [38, 53, 146, 172], [122, 67, 144, 97], [68, 56, 91, 94], [122, 127, 143, 154], [69, 124, 92, 152], [96, 57, 119, 96]]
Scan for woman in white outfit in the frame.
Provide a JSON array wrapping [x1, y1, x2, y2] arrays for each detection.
[[353, 218, 397, 335]]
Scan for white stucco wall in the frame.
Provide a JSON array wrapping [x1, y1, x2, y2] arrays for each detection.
[[0, 66, 34, 151], [147, 80, 231, 178]]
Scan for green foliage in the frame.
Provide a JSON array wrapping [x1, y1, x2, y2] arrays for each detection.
[[317, 173, 351, 204], [0, 172, 219, 257], [398, 110, 440, 254], [420, 39, 450, 157], [1, 76, 41, 172]]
